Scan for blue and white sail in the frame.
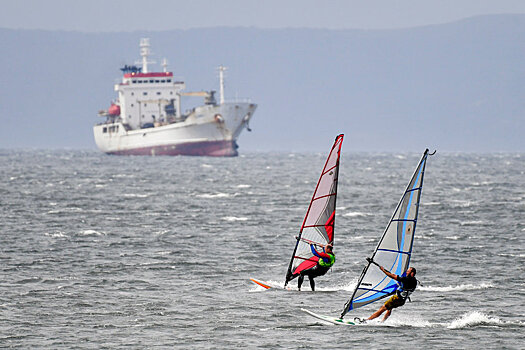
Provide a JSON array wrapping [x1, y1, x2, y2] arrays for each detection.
[[341, 149, 432, 318]]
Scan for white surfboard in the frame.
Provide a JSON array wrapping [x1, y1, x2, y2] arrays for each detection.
[[302, 308, 358, 325]]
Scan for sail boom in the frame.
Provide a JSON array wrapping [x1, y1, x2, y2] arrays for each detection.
[[377, 248, 411, 255], [301, 223, 335, 229]]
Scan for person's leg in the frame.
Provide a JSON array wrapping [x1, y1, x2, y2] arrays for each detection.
[[368, 305, 387, 320], [298, 275, 304, 291], [309, 277, 315, 291], [382, 309, 392, 322]]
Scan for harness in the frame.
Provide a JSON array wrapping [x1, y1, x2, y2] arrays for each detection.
[[318, 253, 335, 267], [396, 278, 417, 301]]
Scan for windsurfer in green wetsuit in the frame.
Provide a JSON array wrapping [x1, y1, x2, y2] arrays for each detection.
[[298, 243, 335, 291], [366, 259, 417, 322]]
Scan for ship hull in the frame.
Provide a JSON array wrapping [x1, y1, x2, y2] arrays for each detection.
[[107, 140, 238, 157], [94, 102, 256, 157]]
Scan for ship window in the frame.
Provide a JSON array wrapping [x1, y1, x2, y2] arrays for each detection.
[[150, 79, 154, 83], [157, 92, 161, 95], [132, 80, 136, 83], [143, 92, 147, 96], [155, 80, 160, 83], [131, 104, 134, 107], [131, 92, 134, 96], [167, 79, 172, 82], [170, 91, 173, 95], [103, 127, 107, 133], [138, 81, 142, 83], [144, 103, 147, 107], [161, 80, 165, 83]]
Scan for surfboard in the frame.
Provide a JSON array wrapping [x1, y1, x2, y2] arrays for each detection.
[[302, 308, 357, 325], [250, 278, 274, 289], [250, 278, 294, 290]]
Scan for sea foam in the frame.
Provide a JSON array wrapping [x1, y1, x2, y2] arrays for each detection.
[[448, 311, 502, 329]]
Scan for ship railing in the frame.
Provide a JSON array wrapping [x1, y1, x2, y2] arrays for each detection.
[[223, 98, 253, 103]]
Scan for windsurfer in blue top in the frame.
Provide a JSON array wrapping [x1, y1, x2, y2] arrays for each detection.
[[365, 258, 417, 322], [298, 243, 335, 291]]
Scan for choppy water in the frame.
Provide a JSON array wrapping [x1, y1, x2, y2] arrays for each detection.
[[1, 150, 524, 349]]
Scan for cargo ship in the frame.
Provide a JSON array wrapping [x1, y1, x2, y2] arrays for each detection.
[[94, 38, 257, 156]]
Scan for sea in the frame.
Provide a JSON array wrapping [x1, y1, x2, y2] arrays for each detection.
[[0, 150, 524, 349]]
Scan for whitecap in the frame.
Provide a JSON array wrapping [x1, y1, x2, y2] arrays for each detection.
[[122, 193, 149, 198], [371, 315, 433, 328], [343, 212, 368, 217], [222, 216, 248, 222], [420, 283, 493, 292], [236, 184, 251, 188], [197, 192, 236, 198], [460, 220, 485, 226], [79, 229, 105, 236], [445, 236, 460, 240], [448, 311, 502, 329], [44, 232, 67, 238]]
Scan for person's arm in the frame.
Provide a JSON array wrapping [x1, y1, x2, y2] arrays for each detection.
[[378, 265, 399, 281], [310, 244, 330, 263]]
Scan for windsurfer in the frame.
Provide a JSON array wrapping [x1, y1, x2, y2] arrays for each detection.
[[298, 243, 335, 291], [366, 259, 417, 322]]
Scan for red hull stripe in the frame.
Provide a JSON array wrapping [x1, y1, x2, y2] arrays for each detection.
[[107, 140, 238, 157]]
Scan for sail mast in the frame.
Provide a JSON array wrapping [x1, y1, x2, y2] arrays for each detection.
[[341, 149, 432, 318], [284, 134, 344, 286]]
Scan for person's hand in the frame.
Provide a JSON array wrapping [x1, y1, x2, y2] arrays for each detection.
[[366, 257, 373, 264]]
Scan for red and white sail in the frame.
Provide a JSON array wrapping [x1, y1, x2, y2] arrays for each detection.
[[285, 134, 344, 285]]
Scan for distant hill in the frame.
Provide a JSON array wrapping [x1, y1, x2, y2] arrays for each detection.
[[1, 14, 524, 152]]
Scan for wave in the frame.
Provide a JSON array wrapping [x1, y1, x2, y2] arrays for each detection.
[[249, 279, 357, 292], [222, 216, 248, 222], [196, 192, 237, 199], [342, 211, 368, 217], [448, 311, 503, 329], [44, 231, 67, 238], [364, 315, 433, 328], [122, 193, 149, 198], [445, 235, 461, 240], [236, 184, 251, 188], [78, 229, 106, 236], [422, 202, 441, 206], [459, 220, 485, 226], [420, 283, 493, 292]]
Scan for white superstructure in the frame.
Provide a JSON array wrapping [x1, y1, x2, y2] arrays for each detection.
[[94, 38, 256, 156]]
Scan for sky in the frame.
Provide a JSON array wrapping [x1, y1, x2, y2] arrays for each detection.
[[2, 0, 525, 32]]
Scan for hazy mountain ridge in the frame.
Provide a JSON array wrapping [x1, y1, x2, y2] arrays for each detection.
[[1, 14, 523, 152]]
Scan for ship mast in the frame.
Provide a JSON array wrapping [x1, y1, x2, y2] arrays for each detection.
[[219, 65, 227, 105], [138, 38, 155, 73]]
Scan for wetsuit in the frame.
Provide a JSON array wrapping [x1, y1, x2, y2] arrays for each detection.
[[298, 245, 335, 291], [384, 275, 417, 310]]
